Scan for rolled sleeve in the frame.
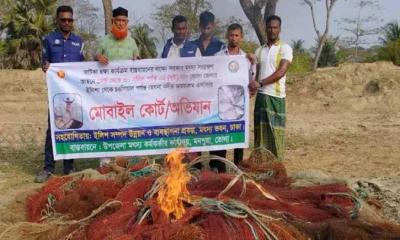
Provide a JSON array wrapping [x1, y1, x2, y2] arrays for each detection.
[[41, 37, 51, 64], [95, 38, 105, 56], [281, 44, 293, 63], [131, 38, 140, 58], [80, 42, 85, 61]]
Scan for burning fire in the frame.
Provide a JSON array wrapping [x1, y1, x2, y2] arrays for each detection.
[[157, 149, 191, 220]]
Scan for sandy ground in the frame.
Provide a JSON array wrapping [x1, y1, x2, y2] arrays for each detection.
[[0, 62, 399, 225]]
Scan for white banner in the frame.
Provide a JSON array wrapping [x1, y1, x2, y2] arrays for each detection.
[[47, 56, 249, 160]]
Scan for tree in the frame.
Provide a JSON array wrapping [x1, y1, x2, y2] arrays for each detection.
[[301, 0, 339, 71], [239, 0, 278, 45], [130, 24, 158, 59], [152, 0, 212, 43], [378, 22, 400, 66], [380, 22, 400, 44], [317, 36, 339, 67], [222, 16, 254, 37], [1, 0, 56, 69], [339, 0, 381, 61], [102, 0, 112, 34], [378, 38, 400, 66], [0, 0, 12, 36], [291, 39, 306, 55]]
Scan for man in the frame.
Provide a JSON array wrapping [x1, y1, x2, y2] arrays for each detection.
[[215, 23, 256, 167], [161, 15, 200, 58], [191, 11, 225, 172], [191, 11, 225, 57], [95, 7, 140, 167], [249, 15, 293, 160], [36, 5, 84, 183], [95, 7, 140, 65]]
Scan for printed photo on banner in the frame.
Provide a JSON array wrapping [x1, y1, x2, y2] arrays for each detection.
[[218, 85, 245, 120], [53, 93, 83, 129]]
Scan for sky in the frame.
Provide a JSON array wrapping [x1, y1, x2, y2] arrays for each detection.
[[90, 0, 400, 48]]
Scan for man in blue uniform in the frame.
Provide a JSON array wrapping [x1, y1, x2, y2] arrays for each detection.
[[191, 11, 225, 57], [191, 11, 226, 172], [161, 15, 200, 58], [35, 5, 84, 183]]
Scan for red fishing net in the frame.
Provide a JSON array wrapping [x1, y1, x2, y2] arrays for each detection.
[[23, 158, 400, 240]]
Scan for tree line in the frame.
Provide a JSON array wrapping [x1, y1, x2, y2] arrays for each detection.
[[0, 0, 399, 70]]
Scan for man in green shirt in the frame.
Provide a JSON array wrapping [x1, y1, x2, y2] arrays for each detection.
[[95, 7, 140, 166], [95, 7, 140, 64]]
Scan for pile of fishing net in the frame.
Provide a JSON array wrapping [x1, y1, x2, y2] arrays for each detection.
[[1, 149, 400, 240]]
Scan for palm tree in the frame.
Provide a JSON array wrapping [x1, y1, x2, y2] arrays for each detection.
[[291, 39, 306, 55], [131, 24, 158, 59], [380, 22, 400, 45], [317, 36, 339, 68], [2, 0, 56, 69]]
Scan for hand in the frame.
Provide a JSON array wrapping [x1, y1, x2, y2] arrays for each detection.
[[42, 62, 50, 73], [248, 80, 261, 92], [246, 53, 257, 65], [249, 89, 257, 97], [96, 54, 109, 65]]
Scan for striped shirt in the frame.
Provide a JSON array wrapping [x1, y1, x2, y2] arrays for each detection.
[[255, 41, 293, 98]]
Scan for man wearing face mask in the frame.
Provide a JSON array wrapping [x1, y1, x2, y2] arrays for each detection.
[[95, 7, 140, 65], [35, 5, 84, 183]]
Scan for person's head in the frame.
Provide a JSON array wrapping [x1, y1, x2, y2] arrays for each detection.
[[265, 15, 281, 43], [56, 5, 74, 33], [226, 23, 243, 48], [111, 7, 129, 40], [199, 11, 216, 38], [64, 97, 74, 112], [172, 15, 188, 42]]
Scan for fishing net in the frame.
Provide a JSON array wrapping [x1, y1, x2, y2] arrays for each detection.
[[2, 152, 400, 240]]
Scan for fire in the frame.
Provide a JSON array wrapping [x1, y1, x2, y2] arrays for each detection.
[[57, 70, 65, 79], [156, 149, 191, 220]]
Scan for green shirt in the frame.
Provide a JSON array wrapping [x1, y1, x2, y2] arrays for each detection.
[[96, 34, 140, 60]]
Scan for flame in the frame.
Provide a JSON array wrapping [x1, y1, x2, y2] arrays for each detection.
[[157, 149, 191, 220], [57, 70, 65, 79]]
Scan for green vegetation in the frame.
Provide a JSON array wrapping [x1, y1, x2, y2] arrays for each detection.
[[0, 0, 56, 69], [131, 24, 158, 59]]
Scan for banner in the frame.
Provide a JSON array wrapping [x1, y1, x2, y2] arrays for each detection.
[[47, 56, 250, 160]]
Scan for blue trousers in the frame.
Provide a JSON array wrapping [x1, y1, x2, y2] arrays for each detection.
[[44, 114, 74, 174]]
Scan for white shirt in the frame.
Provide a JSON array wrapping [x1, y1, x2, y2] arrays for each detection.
[[215, 48, 256, 81], [255, 41, 293, 98], [167, 39, 201, 58]]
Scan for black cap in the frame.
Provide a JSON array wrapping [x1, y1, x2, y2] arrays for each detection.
[[112, 7, 128, 17]]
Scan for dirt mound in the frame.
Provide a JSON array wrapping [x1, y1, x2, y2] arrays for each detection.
[[0, 62, 399, 232], [0, 69, 47, 150], [288, 62, 400, 112]]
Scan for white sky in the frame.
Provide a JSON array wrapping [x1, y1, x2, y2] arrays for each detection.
[[90, 0, 400, 48]]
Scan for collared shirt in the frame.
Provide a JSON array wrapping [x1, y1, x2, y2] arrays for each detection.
[[96, 34, 140, 61], [167, 39, 201, 58], [255, 41, 293, 98], [42, 31, 84, 64], [215, 48, 256, 81], [191, 36, 225, 56]]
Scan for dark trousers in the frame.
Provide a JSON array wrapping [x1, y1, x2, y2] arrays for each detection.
[[44, 114, 74, 174], [209, 148, 244, 172]]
